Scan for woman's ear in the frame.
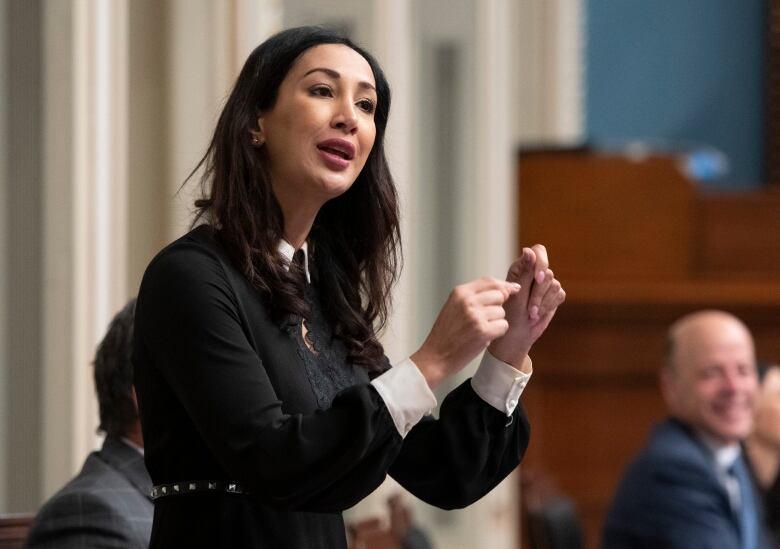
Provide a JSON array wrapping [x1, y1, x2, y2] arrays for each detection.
[[250, 116, 265, 147]]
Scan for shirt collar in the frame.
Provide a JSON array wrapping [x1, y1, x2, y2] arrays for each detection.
[[698, 432, 741, 472], [277, 240, 311, 283], [121, 436, 145, 456]]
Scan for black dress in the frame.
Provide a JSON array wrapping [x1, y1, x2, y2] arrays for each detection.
[[133, 225, 530, 548]]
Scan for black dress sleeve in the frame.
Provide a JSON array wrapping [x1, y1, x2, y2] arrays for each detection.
[[135, 241, 403, 512], [389, 381, 530, 509]]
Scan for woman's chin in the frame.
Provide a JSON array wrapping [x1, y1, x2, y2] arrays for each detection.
[[314, 175, 356, 201]]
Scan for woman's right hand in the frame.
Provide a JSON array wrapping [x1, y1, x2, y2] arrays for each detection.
[[411, 278, 521, 389]]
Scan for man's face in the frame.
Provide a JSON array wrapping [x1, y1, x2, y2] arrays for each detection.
[[663, 314, 758, 445]]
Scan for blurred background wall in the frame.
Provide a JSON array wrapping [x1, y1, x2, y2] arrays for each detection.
[[0, 0, 774, 547], [586, 0, 766, 186]]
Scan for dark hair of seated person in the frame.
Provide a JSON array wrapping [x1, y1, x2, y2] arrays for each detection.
[[94, 298, 137, 437]]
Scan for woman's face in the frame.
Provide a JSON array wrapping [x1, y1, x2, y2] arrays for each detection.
[[257, 43, 378, 209], [753, 366, 780, 448]]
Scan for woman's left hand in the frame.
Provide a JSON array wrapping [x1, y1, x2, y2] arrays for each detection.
[[487, 244, 566, 369]]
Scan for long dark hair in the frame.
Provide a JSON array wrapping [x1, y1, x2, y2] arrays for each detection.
[[191, 26, 400, 371]]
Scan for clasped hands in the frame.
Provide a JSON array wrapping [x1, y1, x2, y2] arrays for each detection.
[[412, 245, 565, 389]]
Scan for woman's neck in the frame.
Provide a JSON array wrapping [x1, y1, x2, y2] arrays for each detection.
[[746, 437, 780, 489], [283, 219, 314, 249], [274, 188, 321, 249]]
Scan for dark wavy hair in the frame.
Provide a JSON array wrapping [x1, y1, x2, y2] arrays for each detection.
[[190, 26, 400, 371], [94, 299, 137, 437]]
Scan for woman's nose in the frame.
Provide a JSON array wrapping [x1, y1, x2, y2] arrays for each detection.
[[331, 101, 358, 134]]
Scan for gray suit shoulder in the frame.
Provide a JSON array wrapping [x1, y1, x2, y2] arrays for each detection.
[[25, 437, 152, 549]]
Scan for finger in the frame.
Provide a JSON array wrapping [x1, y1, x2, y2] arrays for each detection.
[[506, 249, 536, 309], [482, 305, 506, 321], [507, 248, 536, 291], [528, 268, 554, 321], [463, 277, 519, 296], [535, 279, 565, 321], [530, 306, 558, 333], [530, 244, 549, 284], [474, 289, 512, 306], [484, 318, 510, 340]]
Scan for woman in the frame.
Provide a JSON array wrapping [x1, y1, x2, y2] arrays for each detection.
[[133, 26, 565, 548], [746, 362, 780, 548]]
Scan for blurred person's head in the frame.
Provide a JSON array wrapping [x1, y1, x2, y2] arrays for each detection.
[[745, 361, 780, 488], [94, 299, 141, 445], [750, 361, 780, 450], [661, 310, 757, 445]]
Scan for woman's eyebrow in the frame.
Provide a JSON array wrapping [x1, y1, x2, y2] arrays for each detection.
[[302, 67, 376, 91]]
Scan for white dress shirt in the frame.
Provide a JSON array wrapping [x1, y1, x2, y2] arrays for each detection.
[[700, 434, 743, 511]]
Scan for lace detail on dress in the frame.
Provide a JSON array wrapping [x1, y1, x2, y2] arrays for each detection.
[[283, 283, 363, 409]]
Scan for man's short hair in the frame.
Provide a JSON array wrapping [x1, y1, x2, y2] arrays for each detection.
[[93, 299, 137, 438]]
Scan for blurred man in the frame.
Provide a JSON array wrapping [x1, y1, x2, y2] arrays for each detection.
[[25, 299, 152, 549], [602, 310, 768, 549], [745, 361, 780, 547]]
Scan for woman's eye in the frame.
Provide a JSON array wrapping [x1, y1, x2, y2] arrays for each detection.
[[310, 86, 333, 98], [357, 99, 375, 114]]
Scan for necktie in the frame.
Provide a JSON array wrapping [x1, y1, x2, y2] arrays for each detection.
[[729, 456, 758, 549], [291, 249, 307, 288]]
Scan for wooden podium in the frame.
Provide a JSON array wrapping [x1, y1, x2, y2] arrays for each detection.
[[517, 148, 780, 548]]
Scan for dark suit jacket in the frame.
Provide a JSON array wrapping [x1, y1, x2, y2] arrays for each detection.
[[602, 418, 768, 549], [25, 436, 153, 549]]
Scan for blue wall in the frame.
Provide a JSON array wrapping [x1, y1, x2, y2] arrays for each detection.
[[586, 0, 766, 187]]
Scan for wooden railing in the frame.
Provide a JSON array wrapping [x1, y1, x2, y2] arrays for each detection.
[[0, 514, 34, 549]]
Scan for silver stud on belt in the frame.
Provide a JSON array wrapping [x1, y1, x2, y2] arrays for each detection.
[[151, 480, 250, 500]]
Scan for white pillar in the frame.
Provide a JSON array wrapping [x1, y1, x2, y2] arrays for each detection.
[[232, 0, 283, 68], [372, 0, 415, 363], [465, 2, 520, 546], [166, 0, 221, 239], [41, 0, 129, 498], [165, 0, 283, 241], [513, 0, 585, 145], [433, 2, 520, 548], [470, 0, 515, 278], [550, 0, 585, 142]]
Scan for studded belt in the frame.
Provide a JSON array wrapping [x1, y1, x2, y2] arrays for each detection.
[[151, 480, 250, 500]]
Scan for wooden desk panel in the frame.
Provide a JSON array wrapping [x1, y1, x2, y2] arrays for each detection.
[[695, 191, 780, 277], [519, 151, 695, 282]]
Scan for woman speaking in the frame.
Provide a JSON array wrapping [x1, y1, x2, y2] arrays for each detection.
[[133, 25, 565, 549]]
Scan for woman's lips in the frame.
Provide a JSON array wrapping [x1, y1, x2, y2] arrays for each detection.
[[317, 147, 350, 170], [317, 138, 355, 159]]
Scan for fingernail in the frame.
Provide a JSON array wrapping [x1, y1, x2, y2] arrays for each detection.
[[530, 306, 539, 319], [535, 271, 545, 284], [511, 283, 521, 291]]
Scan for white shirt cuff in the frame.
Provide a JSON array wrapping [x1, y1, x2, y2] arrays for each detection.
[[371, 358, 437, 438], [471, 351, 532, 416]]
